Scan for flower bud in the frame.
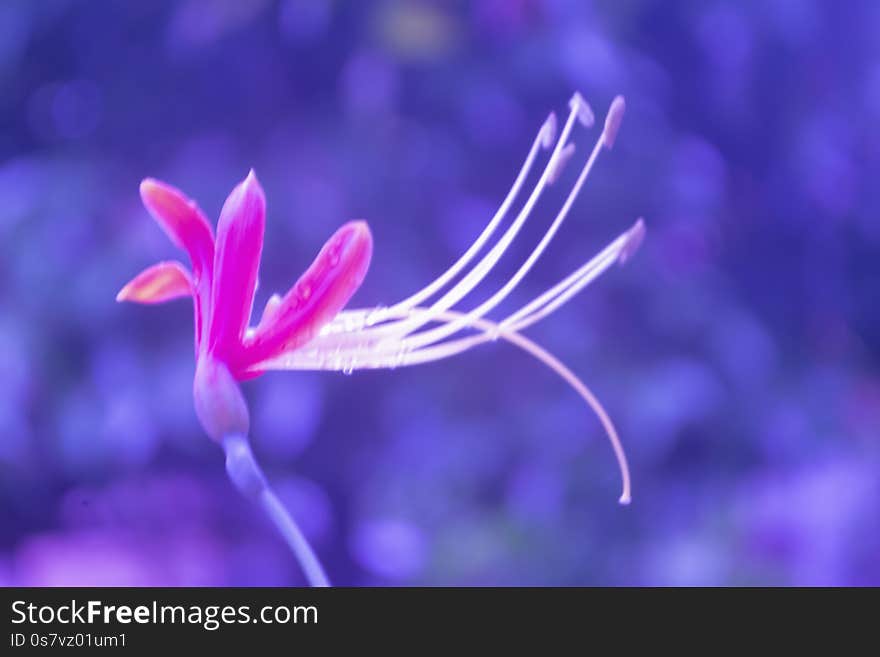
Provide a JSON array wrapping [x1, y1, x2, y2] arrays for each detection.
[[193, 355, 250, 441]]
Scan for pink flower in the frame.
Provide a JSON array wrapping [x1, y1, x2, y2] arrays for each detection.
[[117, 170, 372, 439], [118, 170, 372, 374], [118, 92, 643, 504]]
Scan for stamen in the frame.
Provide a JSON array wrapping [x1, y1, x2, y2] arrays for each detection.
[[351, 97, 583, 346], [394, 109, 610, 353], [503, 222, 639, 331], [619, 218, 644, 264], [547, 143, 576, 185], [251, 92, 640, 505], [368, 109, 561, 325], [396, 311, 630, 505], [268, 220, 642, 369], [312, 93, 627, 354], [602, 95, 625, 149], [253, 225, 643, 505], [569, 92, 595, 128], [540, 111, 558, 149], [257, 308, 632, 505]]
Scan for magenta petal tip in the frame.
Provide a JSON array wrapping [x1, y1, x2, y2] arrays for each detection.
[[208, 169, 267, 357], [116, 260, 193, 304], [602, 96, 626, 149], [240, 168, 262, 198]]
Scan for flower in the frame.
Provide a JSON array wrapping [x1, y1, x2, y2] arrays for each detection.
[[117, 170, 372, 440], [118, 92, 644, 503]]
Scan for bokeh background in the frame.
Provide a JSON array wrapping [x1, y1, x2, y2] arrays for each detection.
[[1, 0, 878, 586]]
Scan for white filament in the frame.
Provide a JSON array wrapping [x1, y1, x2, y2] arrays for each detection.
[[387, 108, 612, 354], [253, 93, 640, 504], [317, 95, 625, 359], [329, 93, 590, 346], [261, 306, 632, 505], [258, 218, 643, 367], [369, 111, 558, 323]]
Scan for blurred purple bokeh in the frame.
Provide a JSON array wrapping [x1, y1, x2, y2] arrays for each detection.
[[0, 0, 878, 586]]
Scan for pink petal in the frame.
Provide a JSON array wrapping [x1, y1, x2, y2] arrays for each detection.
[[116, 261, 193, 304], [140, 178, 215, 266], [207, 170, 266, 361], [232, 220, 372, 377], [140, 178, 215, 350]]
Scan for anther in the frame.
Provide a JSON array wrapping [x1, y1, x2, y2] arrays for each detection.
[[602, 96, 625, 149], [569, 92, 595, 128], [540, 112, 558, 149], [619, 218, 645, 264], [547, 143, 576, 185]]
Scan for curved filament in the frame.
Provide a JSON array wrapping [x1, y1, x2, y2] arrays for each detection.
[[259, 306, 632, 505], [328, 95, 589, 346], [251, 94, 640, 504]]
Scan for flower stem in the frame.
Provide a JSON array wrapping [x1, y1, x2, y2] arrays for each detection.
[[222, 433, 330, 587]]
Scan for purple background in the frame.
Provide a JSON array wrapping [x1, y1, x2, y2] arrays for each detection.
[[1, 0, 878, 586]]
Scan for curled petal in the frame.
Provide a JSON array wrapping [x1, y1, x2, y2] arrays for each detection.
[[140, 178, 215, 269], [208, 170, 266, 360], [116, 261, 193, 304], [140, 178, 215, 349], [232, 220, 372, 376]]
